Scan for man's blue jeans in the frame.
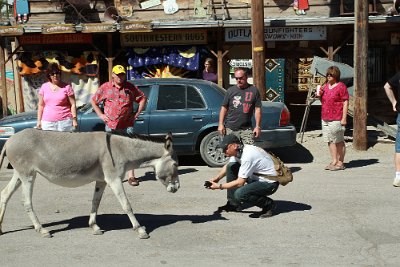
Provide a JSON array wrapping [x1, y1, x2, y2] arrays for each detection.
[[226, 162, 279, 209]]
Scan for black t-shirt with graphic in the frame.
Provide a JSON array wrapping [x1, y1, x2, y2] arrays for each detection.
[[388, 71, 400, 111], [222, 85, 262, 130]]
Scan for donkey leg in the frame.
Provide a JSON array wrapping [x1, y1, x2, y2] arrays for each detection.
[[0, 171, 22, 235], [88, 181, 106, 235], [107, 178, 149, 239], [19, 173, 51, 238]]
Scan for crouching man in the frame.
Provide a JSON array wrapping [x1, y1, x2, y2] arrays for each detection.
[[206, 134, 279, 218]]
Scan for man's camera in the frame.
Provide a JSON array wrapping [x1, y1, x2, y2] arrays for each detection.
[[204, 181, 212, 188]]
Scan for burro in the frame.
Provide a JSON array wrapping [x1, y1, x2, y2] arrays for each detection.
[[0, 129, 180, 239]]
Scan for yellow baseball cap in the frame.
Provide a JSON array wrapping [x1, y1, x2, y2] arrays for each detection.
[[112, 65, 126, 75]]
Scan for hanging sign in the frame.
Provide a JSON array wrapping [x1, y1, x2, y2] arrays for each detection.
[[225, 26, 327, 42], [120, 21, 152, 33], [139, 0, 161, 9], [42, 24, 76, 34], [121, 29, 207, 46], [0, 26, 24, 36], [18, 33, 92, 45], [81, 23, 116, 33]]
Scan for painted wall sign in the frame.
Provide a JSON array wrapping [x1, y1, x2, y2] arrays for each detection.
[[0, 26, 24, 36], [81, 23, 116, 33], [18, 33, 92, 45], [225, 26, 327, 42], [121, 30, 207, 46], [42, 24, 75, 34], [120, 21, 152, 33], [139, 0, 161, 9]]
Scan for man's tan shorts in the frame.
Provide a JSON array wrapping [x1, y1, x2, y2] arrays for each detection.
[[321, 120, 345, 143]]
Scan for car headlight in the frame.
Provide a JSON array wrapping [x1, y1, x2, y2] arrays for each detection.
[[0, 127, 15, 136]]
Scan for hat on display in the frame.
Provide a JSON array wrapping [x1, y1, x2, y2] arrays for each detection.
[[112, 65, 126, 75]]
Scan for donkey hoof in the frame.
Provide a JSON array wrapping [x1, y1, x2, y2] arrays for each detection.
[[137, 226, 149, 239], [93, 229, 104, 235], [42, 232, 52, 238]]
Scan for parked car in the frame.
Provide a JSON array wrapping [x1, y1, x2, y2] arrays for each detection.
[[0, 78, 296, 167]]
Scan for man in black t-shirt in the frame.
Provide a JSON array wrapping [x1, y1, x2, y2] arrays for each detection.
[[384, 71, 400, 187], [218, 68, 262, 145]]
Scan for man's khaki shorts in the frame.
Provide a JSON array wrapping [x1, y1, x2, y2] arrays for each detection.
[[321, 120, 345, 143]]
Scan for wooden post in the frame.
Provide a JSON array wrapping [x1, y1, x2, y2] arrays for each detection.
[[251, 0, 266, 100], [12, 38, 24, 113], [353, 0, 368, 150], [0, 37, 8, 117], [107, 33, 114, 82]]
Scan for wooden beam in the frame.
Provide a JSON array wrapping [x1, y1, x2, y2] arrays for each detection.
[[0, 38, 7, 117], [107, 33, 113, 82], [353, 0, 368, 150], [11, 39, 24, 113], [210, 48, 229, 88], [251, 0, 266, 100]]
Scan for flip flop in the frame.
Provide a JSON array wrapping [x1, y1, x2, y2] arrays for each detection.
[[128, 177, 140, 186], [324, 163, 335, 170], [330, 165, 345, 171]]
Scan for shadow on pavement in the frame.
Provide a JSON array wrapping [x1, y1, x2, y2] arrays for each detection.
[[39, 213, 228, 236], [269, 142, 314, 164], [275, 200, 312, 215], [345, 159, 379, 169]]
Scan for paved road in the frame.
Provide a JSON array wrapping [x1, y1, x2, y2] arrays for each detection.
[[0, 132, 399, 266]]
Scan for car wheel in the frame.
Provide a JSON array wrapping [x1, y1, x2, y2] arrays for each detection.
[[200, 131, 228, 167]]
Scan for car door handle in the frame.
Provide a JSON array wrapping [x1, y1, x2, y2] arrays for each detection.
[[192, 116, 204, 121]]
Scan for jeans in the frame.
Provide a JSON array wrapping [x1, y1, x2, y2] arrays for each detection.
[[226, 128, 254, 145], [226, 162, 279, 209]]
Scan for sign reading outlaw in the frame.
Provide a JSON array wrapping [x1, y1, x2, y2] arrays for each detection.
[[225, 26, 327, 42], [0, 26, 24, 36], [121, 30, 207, 46], [42, 24, 75, 34], [18, 33, 93, 45], [81, 23, 116, 33]]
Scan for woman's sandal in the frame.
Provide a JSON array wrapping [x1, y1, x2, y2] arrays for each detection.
[[128, 177, 140, 186], [324, 163, 335, 170], [330, 165, 346, 171]]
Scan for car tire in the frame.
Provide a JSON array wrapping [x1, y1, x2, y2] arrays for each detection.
[[199, 131, 228, 167]]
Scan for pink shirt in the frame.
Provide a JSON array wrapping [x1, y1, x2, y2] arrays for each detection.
[[320, 82, 349, 121], [39, 82, 74, 122]]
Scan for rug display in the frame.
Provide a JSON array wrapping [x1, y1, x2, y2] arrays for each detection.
[[265, 58, 285, 102]]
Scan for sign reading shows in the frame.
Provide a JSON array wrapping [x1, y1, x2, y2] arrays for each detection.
[[225, 26, 327, 42], [0, 26, 24, 36], [121, 29, 207, 46], [42, 24, 75, 34], [18, 33, 92, 45]]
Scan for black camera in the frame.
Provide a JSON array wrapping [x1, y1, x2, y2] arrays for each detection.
[[204, 181, 212, 188]]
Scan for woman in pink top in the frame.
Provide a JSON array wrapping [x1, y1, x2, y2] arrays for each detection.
[[36, 63, 77, 131], [317, 66, 349, 171]]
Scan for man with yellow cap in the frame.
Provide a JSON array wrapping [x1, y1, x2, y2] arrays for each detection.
[[91, 65, 147, 186]]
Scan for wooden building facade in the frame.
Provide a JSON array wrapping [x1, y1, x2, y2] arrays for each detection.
[[0, 0, 399, 126]]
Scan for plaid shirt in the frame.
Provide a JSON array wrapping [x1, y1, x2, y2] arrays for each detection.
[[92, 81, 145, 130]]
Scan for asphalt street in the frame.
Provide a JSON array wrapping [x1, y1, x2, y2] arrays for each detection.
[[0, 130, 399, 266]]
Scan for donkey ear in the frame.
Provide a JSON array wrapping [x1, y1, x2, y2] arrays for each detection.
[[165, 132, 173, 151]]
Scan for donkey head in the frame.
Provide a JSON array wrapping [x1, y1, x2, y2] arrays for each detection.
[[154, 133, 180, 193]]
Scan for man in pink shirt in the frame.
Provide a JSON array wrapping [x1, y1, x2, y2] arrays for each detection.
[[91, 65, 147, 186]]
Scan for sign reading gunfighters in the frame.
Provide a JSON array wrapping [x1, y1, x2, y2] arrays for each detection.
[[225, 26, 327, 42]]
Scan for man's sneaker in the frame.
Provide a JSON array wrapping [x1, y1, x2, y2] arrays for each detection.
[[259, 202, 277, 218], [393, 177, 400, 187], [216, 201, 240, 213]]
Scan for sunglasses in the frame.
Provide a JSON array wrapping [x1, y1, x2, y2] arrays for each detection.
[[235, 76, 245, 80]]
